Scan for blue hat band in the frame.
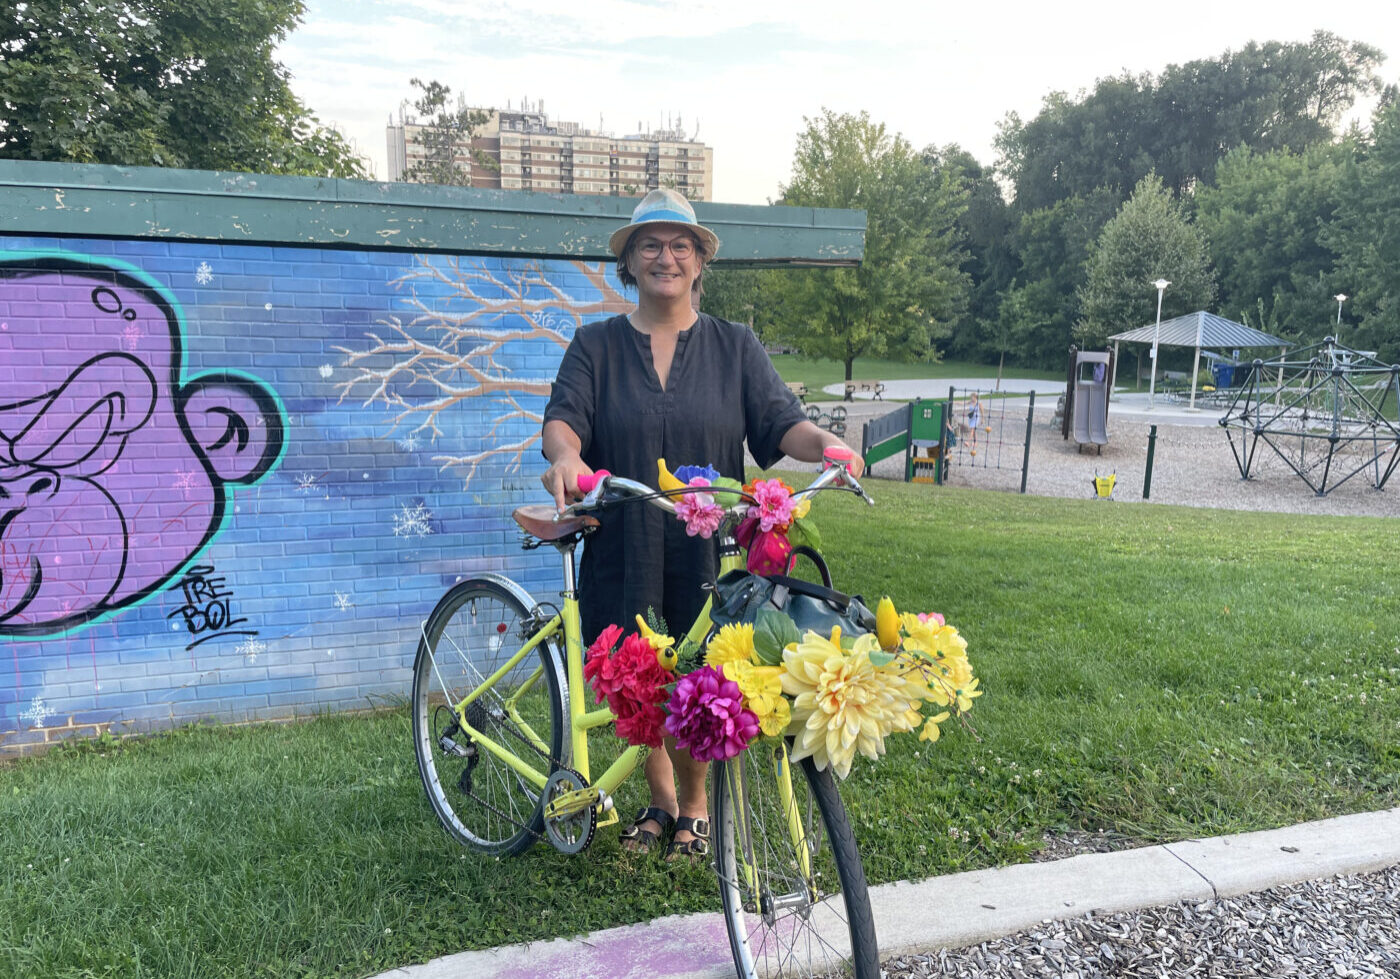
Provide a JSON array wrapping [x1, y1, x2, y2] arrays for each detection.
[[636, 208, 696, 225]]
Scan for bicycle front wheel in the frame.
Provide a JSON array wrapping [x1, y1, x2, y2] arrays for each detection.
[[411, 578, 565, 856], [713, 744, 879, 979]]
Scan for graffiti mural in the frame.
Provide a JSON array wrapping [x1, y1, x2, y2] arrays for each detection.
[[0, 255, 285, 637], [0, 239, 630, 752]]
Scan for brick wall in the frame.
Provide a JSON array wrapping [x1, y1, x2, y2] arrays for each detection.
[[0, 236, 632, 754]]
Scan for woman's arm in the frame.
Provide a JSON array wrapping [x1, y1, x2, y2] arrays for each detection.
[[541, 419, 594, 511], [778, 420, 865, 478]]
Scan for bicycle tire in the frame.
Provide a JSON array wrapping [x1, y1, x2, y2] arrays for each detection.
[[411, 578, 566, 856], [713, 744, 879, 979]]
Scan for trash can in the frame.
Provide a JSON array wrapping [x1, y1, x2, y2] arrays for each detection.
[[1212, 363, 1235, 388]]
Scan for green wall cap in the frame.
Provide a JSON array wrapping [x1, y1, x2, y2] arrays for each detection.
[[0, 160, 864, 266]]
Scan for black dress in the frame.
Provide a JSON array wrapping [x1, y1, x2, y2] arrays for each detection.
[[543, 313, 807, 643]]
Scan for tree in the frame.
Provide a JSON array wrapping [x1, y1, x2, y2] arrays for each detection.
[[0, 0, 365, 177], [1196, 142, 1351, 343], [925, 144, 1016, 362], [997, 32, 1383, 211], [1329, 102, 1400, 361], [1076, 174, 1216, 349], [1004, 187, 1122, 365], [774, 110, 969, 379], [402, 78, 493, 186]]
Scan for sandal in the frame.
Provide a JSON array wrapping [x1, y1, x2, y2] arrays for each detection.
[[619, 806, 675, 853], [664, 816, 710, 862]]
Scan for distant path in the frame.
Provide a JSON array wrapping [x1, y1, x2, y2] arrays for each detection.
[[821, 377, 1064, 400]]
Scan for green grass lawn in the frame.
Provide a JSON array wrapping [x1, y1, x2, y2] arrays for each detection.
[[4, 481, 1398, 978], [771, 355, 1061, 393]]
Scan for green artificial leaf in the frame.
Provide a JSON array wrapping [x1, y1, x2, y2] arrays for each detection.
[[711, 476, 745, 499], [868, 649, 897, 667], [753, 608, 801, 665], [788, 516, 822, 553], [644, 606, 670, 637]]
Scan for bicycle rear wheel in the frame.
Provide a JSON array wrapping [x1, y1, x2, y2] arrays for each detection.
[[713, 743, 879, 979], [411, 578, 566, 856]]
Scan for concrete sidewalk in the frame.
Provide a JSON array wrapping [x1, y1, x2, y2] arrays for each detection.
[[371, 806, 1400, 979]]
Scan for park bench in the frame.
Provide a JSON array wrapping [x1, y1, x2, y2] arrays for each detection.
[[843, 379, 885, 401], [785, 381, 809, 403]]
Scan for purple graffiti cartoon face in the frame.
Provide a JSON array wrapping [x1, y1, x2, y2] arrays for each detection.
[[0, 258, 284, 635]]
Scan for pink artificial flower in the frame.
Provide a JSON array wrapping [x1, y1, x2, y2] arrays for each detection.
[[674, 478, 724, 538], [583, 624, 625, 703], [665, 665, 760, 762], [585, 626, 674, 749], [917, 612, 946, 627], [613, 698, 667, 749], [749, 478, 798, 533], [746, 528, 794, 576]]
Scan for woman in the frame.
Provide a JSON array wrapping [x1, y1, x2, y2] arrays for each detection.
[[541, 188, 863, 859]]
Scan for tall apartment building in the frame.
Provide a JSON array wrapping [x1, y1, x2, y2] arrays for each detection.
[[386, 100, 713, 200]]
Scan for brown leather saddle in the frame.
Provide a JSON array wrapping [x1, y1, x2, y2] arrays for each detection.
[[511, 503, 599, 541]]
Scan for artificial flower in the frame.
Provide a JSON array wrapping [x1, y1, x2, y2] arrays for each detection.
[[675, 464, 720, 484], [918, 711, 950, 743], [674, 478, 724, 538], [875, 597, 900, 651], [722, 660, 791, 737], [746, 528, 793, 576], [583, 624, 625, 703], [781, 628, 927, 779], [747, 478, 797, 532], [705, 622, 758, 669], [584, 625, 674, 748], [665, 665, 760, 762]]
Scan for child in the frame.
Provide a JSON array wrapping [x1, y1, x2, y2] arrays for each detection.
[[965, 392, 983, 456]]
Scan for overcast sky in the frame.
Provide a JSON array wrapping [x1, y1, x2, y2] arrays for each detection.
[[279, 0, 1400, 204]]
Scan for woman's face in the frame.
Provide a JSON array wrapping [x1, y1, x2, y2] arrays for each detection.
[[626, 226, 702, 304]]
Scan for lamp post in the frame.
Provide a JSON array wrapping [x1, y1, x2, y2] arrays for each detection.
[[1147, 278, 1170, 408], [1334, 293, 1347, 331]]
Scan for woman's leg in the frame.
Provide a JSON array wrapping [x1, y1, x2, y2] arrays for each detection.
[[621, 748, 678, 851], [669, 741, 708, 845]]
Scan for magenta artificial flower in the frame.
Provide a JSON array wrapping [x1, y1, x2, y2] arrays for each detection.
[[750, 478, 797, 533], [665, 665, 760, 762], [674, 477, 724, 538], [746, 528, 793, 576]]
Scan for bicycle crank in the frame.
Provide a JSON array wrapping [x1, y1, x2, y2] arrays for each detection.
[[541, 768, 597, 854]]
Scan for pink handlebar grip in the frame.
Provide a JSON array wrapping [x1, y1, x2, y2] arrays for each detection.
[[576, 470, 610, 494], [821, 446, 855, 469]]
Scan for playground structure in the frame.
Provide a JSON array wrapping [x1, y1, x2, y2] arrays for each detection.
[[861, 388, 1035, 491], [1061, 347, 1114, 454], [1219, 337, 1400, 496]]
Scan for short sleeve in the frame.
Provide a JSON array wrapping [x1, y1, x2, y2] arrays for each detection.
[[543, 328, 597, 456], [740, 327, 807, 469]]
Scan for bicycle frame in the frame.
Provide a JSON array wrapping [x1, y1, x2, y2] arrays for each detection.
[[450, 524, 746, 827]]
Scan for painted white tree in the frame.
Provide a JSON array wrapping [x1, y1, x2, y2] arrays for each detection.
[[336, 257, 630, 485]]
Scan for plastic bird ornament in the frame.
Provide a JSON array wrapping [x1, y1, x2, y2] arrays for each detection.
[[634, 614, 678, 670]]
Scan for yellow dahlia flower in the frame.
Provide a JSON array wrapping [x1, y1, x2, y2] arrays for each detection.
[[705, 622, 758, 669], [780, 629, 920, 779]]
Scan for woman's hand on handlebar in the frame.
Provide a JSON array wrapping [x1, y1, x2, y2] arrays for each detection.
[[541, 454, 594, 512]]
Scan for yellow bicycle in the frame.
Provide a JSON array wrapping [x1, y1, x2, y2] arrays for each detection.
[[411, 461, 880, 978]]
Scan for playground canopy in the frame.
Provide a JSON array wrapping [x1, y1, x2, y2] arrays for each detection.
[[1108, 311, 1289, 409]]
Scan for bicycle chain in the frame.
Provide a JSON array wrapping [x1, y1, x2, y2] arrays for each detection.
[[438, 651, 570, 843]]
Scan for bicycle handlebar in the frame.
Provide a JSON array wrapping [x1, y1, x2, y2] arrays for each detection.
[[557, 458, 872, 522]]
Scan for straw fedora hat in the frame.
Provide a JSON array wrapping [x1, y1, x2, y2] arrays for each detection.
[[608, 188, 721, 259]]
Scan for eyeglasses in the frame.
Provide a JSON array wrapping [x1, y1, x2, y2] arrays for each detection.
[[635, 237, 697, 259]]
